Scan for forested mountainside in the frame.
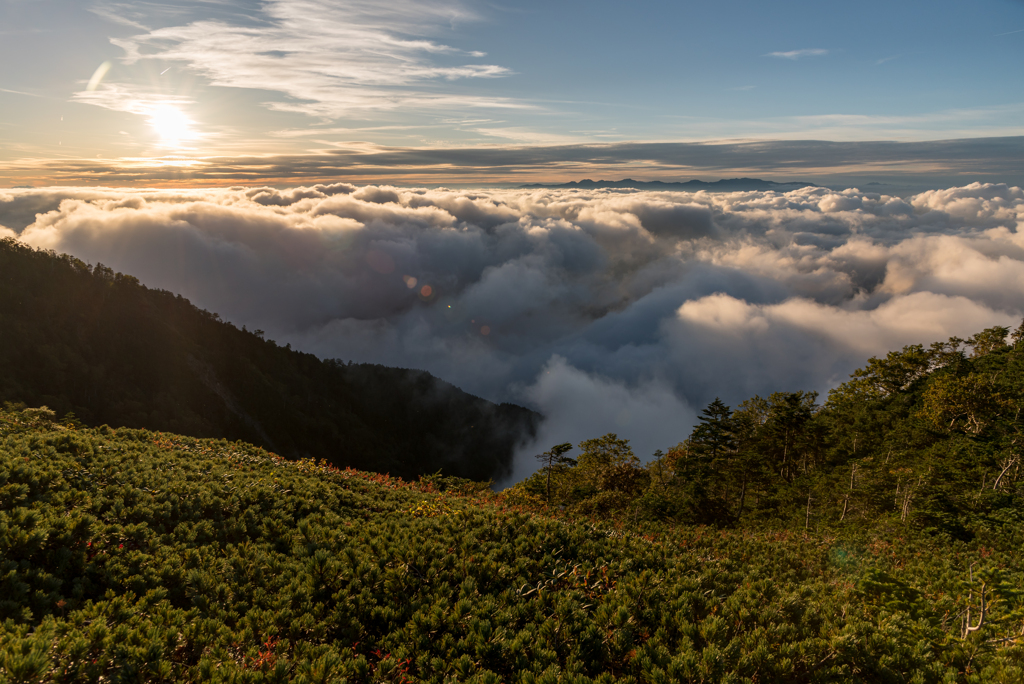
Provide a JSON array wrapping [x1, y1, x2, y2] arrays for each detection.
[[0, 238, 537, 481], [1, 403, 1023, 683], [516, 322, 1024, 540]]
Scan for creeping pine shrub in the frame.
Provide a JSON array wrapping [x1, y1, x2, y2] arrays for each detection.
[[498, 484, 544, 509], [2, 404, 1024, 683]]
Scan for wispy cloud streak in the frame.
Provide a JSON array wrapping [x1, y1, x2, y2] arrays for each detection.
[[766, 48, 829, 60], [4, 137, 1022, 189], [103, 0, 514, 117]]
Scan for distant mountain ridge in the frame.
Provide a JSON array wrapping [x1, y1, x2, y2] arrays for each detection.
[[0, 238, 539, 481], [521, 177, 817, 192]]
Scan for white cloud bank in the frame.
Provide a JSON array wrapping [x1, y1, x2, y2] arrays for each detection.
[[4, 182, 1024, 479]]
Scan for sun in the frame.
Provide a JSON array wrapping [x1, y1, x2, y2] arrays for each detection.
[[148, 104, 194, 148]]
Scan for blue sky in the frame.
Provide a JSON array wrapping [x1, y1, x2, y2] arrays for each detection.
[[1, 0, 1023, 186], [466, 0, 1024, 138]]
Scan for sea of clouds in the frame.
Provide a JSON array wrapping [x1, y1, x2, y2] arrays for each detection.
[[3, 182, 1023, 481]]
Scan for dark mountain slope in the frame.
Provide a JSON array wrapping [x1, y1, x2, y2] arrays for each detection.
[[0, 237, 537, 480]]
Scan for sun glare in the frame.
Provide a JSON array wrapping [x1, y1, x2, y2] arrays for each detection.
[[148, 105, 194, 147]]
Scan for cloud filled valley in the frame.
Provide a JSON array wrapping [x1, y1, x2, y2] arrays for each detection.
[[3, 182, 1023, 481]]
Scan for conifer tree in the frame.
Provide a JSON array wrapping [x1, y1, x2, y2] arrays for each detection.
[[535, 442, 574, 502], [690, 397, 735, 461]]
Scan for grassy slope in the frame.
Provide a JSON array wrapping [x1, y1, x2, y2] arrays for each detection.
[[2, 408, 1023, 683]]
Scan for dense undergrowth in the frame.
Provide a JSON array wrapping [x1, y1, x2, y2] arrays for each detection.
[[2, 404, 1023, 683]]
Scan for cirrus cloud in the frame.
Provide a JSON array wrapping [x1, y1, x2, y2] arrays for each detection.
[[766, 48, 829, 60], [94, 0, 516, 118]]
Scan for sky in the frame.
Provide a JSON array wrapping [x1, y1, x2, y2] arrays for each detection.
[[1, 0, 1023, 189], [3, 1, 1024, 480]]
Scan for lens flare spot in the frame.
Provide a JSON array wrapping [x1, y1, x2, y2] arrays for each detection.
[[403, 275, 418, 289], [86, 61, 112, 92], [480, 325, 490, 336], [420, 285, 433, 298]]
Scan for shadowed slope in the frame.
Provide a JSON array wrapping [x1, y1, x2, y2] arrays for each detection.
[[0, 238, 538, 480]]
